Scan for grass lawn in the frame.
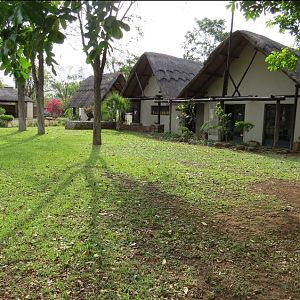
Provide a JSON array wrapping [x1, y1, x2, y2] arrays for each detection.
[[0, 127, 300, 299]]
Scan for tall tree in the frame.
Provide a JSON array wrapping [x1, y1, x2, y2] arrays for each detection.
[[0, 3, 31, 132], [182, 18, 229, 63], [235, 1, 299, 71], [0, 1, 76, 134], [106, 52, 139, 79], [28, 2, 76, 134], [106, 14, 144, 78], [77, 1, 133, 145], [45, 69, 82, 109]]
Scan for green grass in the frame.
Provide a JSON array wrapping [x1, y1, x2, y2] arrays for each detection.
[[0, 127, 299, 299]]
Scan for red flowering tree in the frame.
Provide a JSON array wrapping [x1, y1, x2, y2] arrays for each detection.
[[46, 99, 63, 117]]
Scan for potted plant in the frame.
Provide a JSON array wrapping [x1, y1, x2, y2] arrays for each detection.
[[234, 121, 255, 141]]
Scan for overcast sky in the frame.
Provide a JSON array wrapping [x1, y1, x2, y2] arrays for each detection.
[[0, 1, 296, 86]]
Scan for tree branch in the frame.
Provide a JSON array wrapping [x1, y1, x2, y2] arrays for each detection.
[[121, 1, 135, 22], [77, 8, 87, 54], [30, 53, 39, 91]]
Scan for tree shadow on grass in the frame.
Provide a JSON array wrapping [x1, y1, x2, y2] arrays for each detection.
[[0, 133, 40, 151], [92, 170, 300, 299], [0, 162, 83, 241], [0, 129, 20, 137], [1, 145, 299, 299]]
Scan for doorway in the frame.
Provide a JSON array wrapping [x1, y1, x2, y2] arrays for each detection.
[[263, 104, 293, 148], [225, 104, 245, 143]]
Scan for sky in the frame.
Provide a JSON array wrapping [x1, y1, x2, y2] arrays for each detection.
[[0, 1, 296, 86]]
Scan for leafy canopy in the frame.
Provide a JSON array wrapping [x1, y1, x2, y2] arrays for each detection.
[[78, 1, 131, 65], [233, 1, 300, 72], [182, 18, 229, 63], [102, 92, 129, 121], [0, 1, 76, 82]]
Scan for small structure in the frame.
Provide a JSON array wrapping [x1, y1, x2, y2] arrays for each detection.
[[121, 52, 202, 133], [179, 30, 300, 150], [0, 87, 33, 119], [68, 72, 126, 121]]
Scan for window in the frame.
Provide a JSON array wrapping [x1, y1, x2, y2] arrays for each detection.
[[151, 105, 169, 115]]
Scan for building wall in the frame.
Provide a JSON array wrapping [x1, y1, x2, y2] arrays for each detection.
[[79, 108, 88, 121], [140, 75, 180, 133], [197, 43, 300, 144], [26, 102, 33, 119]]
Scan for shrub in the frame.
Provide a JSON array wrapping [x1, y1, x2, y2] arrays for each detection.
[[0, 107, 6, 115], [179, 126, 196, 142], [0, 114, 13, 122], [102, 93, 129, 123], [234, 121, 255, 135], [0, 114, 13, 128], [27, 119, 38, 127], [55, 117, 68, 126], [46, 99, 63, 117], [64, 108, 79, 120]]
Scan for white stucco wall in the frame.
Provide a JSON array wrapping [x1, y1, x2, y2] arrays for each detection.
[[26, 102, 33, 119], [198, 44, 300, 144], [140, 75, 180, 133], [79, 108, 88, 121]]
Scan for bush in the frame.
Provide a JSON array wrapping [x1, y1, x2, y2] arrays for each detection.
[[0, 107, 6, 115], [55, 117, 68, 126], [64, 108, 79, 120], [0, 114, 14, 122], [27, 119, 38, 127], [0, 114, 14, 128], [179, 126, 195, 142], [46, 99, 63, 117]]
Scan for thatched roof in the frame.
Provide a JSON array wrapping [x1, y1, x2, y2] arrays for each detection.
[[179, 30, 300, 98], [0, 87, 32, 102], [121, 52, 202, 98], [68, 72, 126, 108]]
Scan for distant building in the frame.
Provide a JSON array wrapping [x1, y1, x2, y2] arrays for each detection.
[[0, 87, 33, 118], [180, 30, 300, 149], [121, 52, 202, 133], [68, 73, 126, 121]]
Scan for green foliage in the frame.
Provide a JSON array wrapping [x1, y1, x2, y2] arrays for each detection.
[[215, 103, 232, 141], [0, 114, 14, 122], [0, 2, 76, 82], [265, 48, 298, 71], [235, 1, 300, 43], [102, 92, 129, 122], [199, 121, 216, 137], [182, 18, 229, 62], [234, 121, 255, 134], [64, 108, 80, 120], [234, 1, 300, 72], [0, 107, 13, 127], [107, 53, 139, 78], [180, 126, 195, 142], [0, 107, 5, 115], [177, 102, 196, 132], [79, 1, 132, 66], [45, 70, 82, 109]]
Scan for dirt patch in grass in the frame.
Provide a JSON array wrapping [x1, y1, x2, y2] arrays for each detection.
[[214, 179, 300, 240], [251, 179, 300, 208], [103, 174, 300, 299]]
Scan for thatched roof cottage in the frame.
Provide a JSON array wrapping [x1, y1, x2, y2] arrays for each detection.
[[121, 52, 202, 133], [179, 30, 300, 149], [0, 87, 33, 118], [69, 72, 126, 121]]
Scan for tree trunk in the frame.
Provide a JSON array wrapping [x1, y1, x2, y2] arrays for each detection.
[[36, 51, 45, 135], [31, 52, 45, 135], [17, 81, 26, 132], [92, 56, 102, 145]]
